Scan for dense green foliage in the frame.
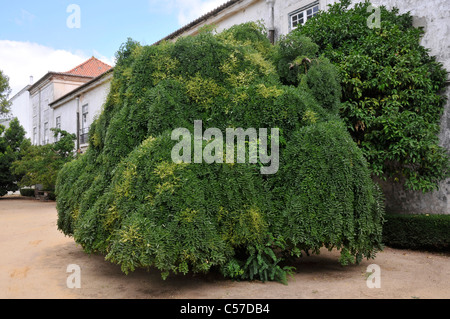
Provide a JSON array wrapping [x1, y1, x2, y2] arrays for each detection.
[[383, 214, 450, 251], [12, 129, 76, 191], [0, 69, 11, 115], [293, 0, 449, 192], [0, 118, 26, 196], [20, 188, 35, 197], [56, 23, 385, 283]]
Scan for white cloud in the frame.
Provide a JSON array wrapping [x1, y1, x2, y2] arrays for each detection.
[[0, 40, 114, 97], [149, 0, 229, 26]]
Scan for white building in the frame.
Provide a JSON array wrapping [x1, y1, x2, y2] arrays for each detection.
[[10, 57, 112, 151], [8, 83, 31, 139], [28, 72, 93, 146], [155, 0, 323, 45], [50, 69, 113, 151]]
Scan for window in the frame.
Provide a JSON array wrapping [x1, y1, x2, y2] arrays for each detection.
[[290, 11, 304, 29], [289, 2, 319, 30], [33, 127, 37, 145], [56, 116, 61, 130], [55, 116, 61, 141], [306, 5, 319, 20], [81, 104, 88, 145], [43, 122, 49, 145]]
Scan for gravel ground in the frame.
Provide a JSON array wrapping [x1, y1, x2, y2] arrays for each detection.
[[1, 196, 449, 299]]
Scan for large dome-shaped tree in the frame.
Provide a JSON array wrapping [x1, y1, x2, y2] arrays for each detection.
[[56, 23, 384, 283]]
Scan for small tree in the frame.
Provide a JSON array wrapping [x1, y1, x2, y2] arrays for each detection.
[[0, 118, 26, 196], [290, 0, 449, 192], [13, 129, 76, 191]]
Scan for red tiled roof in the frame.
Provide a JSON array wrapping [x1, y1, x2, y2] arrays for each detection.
[[65, 57, 112, 77]]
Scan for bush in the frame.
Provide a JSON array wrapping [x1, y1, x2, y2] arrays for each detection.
[[383, 214, 450, 251], [271, 120, 384, 265], [47, 191, 56, 201], [56, 23, 385, 283], [295, 0, 449, 192], [13, 129, 76, 191], [20, 188, 35, 197]]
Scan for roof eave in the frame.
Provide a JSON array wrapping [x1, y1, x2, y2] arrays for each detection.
[[153, 0, 245, 45], [50, 68, 114, 109], [27, 72, 94, 94]]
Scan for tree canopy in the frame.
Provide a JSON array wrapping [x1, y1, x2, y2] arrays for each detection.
[[56, 23, 384, 283], [0, 70, 11, 115], [0, 118, 26, 196], [12, 129, 76, 191]]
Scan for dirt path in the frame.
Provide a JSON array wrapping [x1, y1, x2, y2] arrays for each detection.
[[0, 196, 449, 299]]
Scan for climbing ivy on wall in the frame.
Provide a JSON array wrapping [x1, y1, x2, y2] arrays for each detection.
[[294, 0, 449, 192]]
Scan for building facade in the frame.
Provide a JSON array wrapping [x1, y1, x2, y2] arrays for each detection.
[[156, 0, 324, 45], [8, 83, 31, 139], [28, 72, 93, 146], [10, 57, 112, 151], [50, 69, 113, 152]]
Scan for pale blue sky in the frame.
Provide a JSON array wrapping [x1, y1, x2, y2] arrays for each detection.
[[0, 0, 228, 95]]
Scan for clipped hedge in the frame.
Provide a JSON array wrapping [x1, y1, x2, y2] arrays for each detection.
[[20, 188, 35, 197], [56, 23, 385, 283], [383, 214, 450, 251]]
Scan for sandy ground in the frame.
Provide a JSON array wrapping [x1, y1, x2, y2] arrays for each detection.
[[0, 196, 449, 300]]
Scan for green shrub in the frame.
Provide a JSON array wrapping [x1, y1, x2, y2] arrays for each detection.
[[274, 33, 319, 86], [56, 22, 385, 283], [271, 121, 384, 264], [295, 0, 449, 192], [383, 214, 450, 251], [20, 188, 35, 197], [13, 129, 76, 191], [47, 191, 56, 201]]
